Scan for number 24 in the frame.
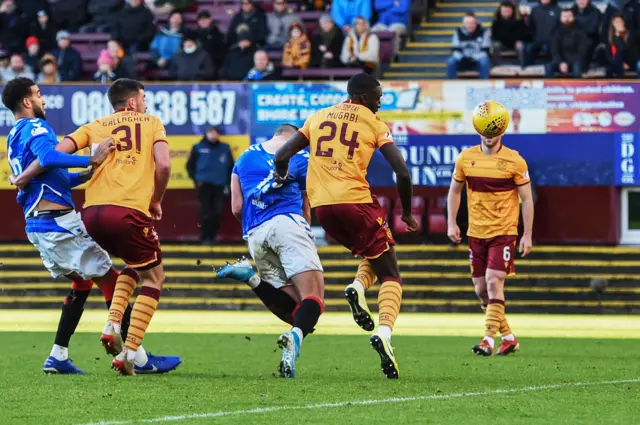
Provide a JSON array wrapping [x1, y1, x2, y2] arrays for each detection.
[[316, 121, 359, 160]]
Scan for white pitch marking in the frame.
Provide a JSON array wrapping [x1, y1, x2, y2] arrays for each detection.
[[77, 378, 640, 425]]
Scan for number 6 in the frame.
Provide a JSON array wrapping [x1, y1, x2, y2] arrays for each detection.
[[503, 246, 511, 262]]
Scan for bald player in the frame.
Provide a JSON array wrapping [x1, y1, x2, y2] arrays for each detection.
[[447, 130, 534, 356], [273, 73, 417, 379]]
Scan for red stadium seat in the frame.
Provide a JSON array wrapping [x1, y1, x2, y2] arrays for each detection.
[[427, 196, 447, 235], [392, 196, 424, 235]]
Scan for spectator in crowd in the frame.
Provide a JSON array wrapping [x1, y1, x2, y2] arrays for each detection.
[[311, 14, 344, 67], [195, 10, 226, 74], [170, 36, 215, 81], [331, 0, 372, 32], [186, 126, 234, 245], [107, 38, 138, 79], [282, 22, 311, 68], [0, 49, 8, 78], [37, 53, 61, 84], [30, 10, 57, 52], [620, 0, 640, 35], [150, 11, 184, 69], [94, 49, 117, 83], [371, 0, 410, 55], [144, 0, 191, 15], [111, 0, 157, 52], [571, 0, 601, 65], [300, 0, 329, 11], [545, 8, 588, 78], [605, 15, 638, 77], [81, 0, 124, 34], [51, 30, 82, 81], [524, 0, 561, 66], [446, 12, 491, 79], [228, 0, 268, 49], [1, 53, 35, 80], [16, 0, 49, 18], [23, 37, 42, 75], [340, 16, 380, 75], [491, 1, 528, 65], [243, 49, 281, 80], [267, 0, 300, 49], [221, 28, 257, 80], [0, 0, 29, 53], [49, 0, 87, 32]]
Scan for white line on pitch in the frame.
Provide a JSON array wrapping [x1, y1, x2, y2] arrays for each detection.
[[77, 378, 640, 425]]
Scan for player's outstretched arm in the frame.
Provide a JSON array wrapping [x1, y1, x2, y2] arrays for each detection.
[[274, 132, 310, 183], [56, 137, 80, 154], [379, 143, 418, 232], [517, 183, 534, 257], [447, 179, 464, 244], [150, 141, 171, 220], [230, 173, 243, 223]]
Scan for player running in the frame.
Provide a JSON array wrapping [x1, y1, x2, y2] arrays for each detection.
[[446, 129, 534, 356], [272, 73, 417, 379], [218, 124, 324, 378], [14, 78, 174, 375], [3, 77, 180, 375]]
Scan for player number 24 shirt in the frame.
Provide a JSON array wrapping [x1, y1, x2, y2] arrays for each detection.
[[67, 110, 168, 217], [452, 144, 530, 239], [300, 102, 394, 208]]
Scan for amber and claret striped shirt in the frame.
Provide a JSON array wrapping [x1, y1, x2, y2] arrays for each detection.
[[452, 144, 530, 239]]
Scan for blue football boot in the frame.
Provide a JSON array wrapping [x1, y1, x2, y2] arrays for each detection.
[[43, 356, 86, 375], [277, 331, 300, 378], [216, 257, 255, 283], [134, 352, 182, 374]]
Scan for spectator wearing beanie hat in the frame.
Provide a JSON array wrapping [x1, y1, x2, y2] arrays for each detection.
[[94, 50, 116, 83], [24, 36, 43, 74], [37, 53, 61, 84]]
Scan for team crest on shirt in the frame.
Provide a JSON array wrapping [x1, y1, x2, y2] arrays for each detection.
[[496, 161, 507, 171], [143, 227, 149, 237]]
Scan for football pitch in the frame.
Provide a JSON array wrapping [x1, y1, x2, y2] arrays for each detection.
[[2, 311, 640, 425]]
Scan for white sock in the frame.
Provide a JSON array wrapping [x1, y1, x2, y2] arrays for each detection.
[[483, 336, 495, 349], [502, 334, 515, 341], [105, 321, 121, 336], [134, 345, 149, 366], [247, 275, 261, 289], [291, 327, 303, 345], [352, 280, 365, 293], [50, 344, 68, 361], [378, 325, 392, 341]]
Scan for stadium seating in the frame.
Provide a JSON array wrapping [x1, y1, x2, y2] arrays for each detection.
[[392, 196, 425, 236]]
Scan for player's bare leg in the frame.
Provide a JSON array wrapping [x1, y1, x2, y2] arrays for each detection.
[[277, 270, 324, 378], [367, 248, 403, 379], [345, 260, 377, 331], [101, 268, 140, 356], [111, 265, 165, 376]]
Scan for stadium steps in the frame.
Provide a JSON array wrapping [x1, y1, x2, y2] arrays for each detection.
[[0, 244, 639, 314]]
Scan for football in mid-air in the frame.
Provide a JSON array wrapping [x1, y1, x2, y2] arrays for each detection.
[[471, 100, 510, 138]]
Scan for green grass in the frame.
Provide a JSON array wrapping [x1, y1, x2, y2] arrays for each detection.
[[2, 332, 640, 425]]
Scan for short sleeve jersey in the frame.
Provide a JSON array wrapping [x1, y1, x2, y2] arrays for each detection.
[[299, 102, 394, 208], [66, 110, 168, 216], [453, 144, 530, 239]]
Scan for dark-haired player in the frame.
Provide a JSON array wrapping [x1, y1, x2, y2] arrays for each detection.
[[13, 78, 180, 375], [273, 73, 417, 379], [3, 77, 175, 375], [218, 123, 324, 378], [447, 132, 533, 356]]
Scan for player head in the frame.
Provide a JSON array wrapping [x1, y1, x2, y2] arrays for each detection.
[[347, 73, 382, 114], [273, 123, 299, 139], [481, 135, 502, 149], [107, 78, 146, 113], [1, 77, 47, 120]]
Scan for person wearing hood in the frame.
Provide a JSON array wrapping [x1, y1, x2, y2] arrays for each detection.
[[491, 1, 529, 65], [228, 0, 268, 49], [111, 0, 157, 52], [221, 26, 258, 80], [170, 36, 215, 81], [29, 10, 57, 52], [446, 12, 491, 79], [267, 0, 301, 48], [312, 14, 344, 67], [244, 49, 281, 80], [524, 0, 561, 66], [150, 11, 184, 69], [282, 22, 311, 68], [340, 16, 380, 75], [186, 126, 234, 245], [571, 0, 601, 65], [545, 8, 589, 78]]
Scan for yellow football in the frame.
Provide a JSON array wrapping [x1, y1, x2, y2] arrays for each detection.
[[471, 100, 510, 138]]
